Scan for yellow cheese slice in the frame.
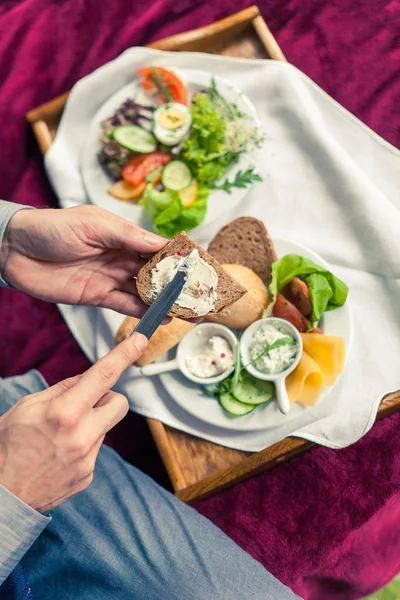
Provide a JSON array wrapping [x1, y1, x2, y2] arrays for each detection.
[[286, 352, 324, 407], [301, 334, 345, 386]]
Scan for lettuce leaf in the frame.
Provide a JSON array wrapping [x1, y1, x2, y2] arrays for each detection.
[[181, 93, 236, 185], [180, 86, 263, 188], [140, 188, 177, 217], [182, 93, 226, 166], [195, 160, 227, 185], [270, 254, 348, 322], [140, 186, 209, 238]]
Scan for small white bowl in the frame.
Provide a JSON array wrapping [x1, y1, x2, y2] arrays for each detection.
[[135, 323, 237, 385], [240, 317, 303, 415]]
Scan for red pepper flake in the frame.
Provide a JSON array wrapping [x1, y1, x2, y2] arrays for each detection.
[[210, 286, 214, 291], [221, 353, 225, 358], [211, 360, 217, 365], [176, 250, 183, 256], [155, 269, 159, 272]]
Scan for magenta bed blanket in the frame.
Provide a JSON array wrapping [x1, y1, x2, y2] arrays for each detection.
[[0, 1, 399, 598]]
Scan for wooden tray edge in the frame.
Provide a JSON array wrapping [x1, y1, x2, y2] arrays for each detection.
[[149, 6, 261, 51], [26, 6, 285, 157], [147, 419, 187, 490], [149, 6, 286, 62], [175, 390, 400, 504]]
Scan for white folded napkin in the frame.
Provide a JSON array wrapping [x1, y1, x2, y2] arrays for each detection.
[[46, 48, 400, 452]]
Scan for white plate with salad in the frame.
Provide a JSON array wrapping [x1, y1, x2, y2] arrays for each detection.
[[158, 238, 353, 432], [80, 66, 264, 238]]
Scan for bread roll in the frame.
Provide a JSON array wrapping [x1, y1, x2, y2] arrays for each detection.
[[115, 316, 194, 366], [206, 264, 268, 330]]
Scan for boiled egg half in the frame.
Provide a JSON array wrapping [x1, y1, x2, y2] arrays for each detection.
[[153, 103, 191, 146]]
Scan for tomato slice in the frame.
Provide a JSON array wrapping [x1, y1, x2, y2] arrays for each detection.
[[272, 294, 311, 333], [122, 151, 172, 187], [284, 277, 312, 316], [138, 67, 187, 105]]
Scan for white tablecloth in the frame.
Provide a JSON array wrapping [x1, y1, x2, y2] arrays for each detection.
[[45, 48, 400, 451]]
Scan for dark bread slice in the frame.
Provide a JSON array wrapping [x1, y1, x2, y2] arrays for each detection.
[[207, 217, 277, 282], [136, 232, 247, 319]]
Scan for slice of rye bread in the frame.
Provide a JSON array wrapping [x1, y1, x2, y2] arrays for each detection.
[[207, 217, 277, 282], [136, 231, 247, 319]]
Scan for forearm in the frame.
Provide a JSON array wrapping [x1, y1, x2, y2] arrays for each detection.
[[0, 200, 34, 287], [0, 485, 50, 583]]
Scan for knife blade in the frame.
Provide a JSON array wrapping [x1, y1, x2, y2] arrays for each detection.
[[131, 260, 189, 340]]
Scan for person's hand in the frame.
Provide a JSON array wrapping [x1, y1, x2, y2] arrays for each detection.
[[0, 332, 147, 512], [0, 205, 166, 318]]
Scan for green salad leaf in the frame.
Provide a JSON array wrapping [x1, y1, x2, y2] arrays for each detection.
[[195, 160, 229, 186], [140, 187, 178, 217], [180, 82, 263, 188], [182, 93, 226, 168], [210, 168, 262, 194], [270, 254, 349, 322], [140, 185, 209, 238]]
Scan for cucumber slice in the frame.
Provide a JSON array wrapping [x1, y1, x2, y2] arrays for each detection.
[[162, 160, 192, 191], [232, 374, 274, 406], [112, 125, 157, 153], [219, 392, 257, 416]]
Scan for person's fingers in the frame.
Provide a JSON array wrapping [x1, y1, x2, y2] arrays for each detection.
[[29, 375, 83, 401], [101, 254, 147, 278], [118, 278, 140, 297], [35, 435, 105, 512], [51, 374, 83, 394], [122, 223, 166, 254], [65, 334, 148, 408], [92, 390, 129, 433], [186, 316, 205, 324], [98, 289, 171, 325], [129, 256, 147, 275], [98, 290, 148, 318], [140, 252, 161, 260], [101, 213, 167, 254], [99, 290, 149, 318]]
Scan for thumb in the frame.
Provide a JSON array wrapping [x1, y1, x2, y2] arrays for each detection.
[[65, 333, 148, 409], [107, 215, 166, 254]]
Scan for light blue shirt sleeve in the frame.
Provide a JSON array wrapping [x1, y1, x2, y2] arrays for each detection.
[[0, 485, 51, 583], [0, 200, 34, 288], [0, 201, 49, 582]]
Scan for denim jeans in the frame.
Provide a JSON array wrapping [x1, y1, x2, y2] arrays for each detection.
[[0, 372, 301, 600]]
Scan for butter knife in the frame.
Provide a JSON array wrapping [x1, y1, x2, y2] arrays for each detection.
[[131, 259, 189, 340]]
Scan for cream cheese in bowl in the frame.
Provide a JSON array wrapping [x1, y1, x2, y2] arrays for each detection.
[[241, 317, 303, 415], [151, 249, 218, 316], [185, 336, 233, 378], [132, 324, 236, 385], [249, 322, 298, 375]]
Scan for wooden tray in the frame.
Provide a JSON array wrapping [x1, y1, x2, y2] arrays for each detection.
[[26, 6, 400, 504]]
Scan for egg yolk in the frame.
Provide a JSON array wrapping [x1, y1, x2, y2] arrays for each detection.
[[158, 109, 187, 130]]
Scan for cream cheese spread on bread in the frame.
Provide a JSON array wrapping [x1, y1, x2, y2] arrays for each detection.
[[150, 249, 218, 316]]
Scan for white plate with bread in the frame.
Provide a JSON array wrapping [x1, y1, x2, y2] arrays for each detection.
[[114, 217, 352, 431], [150, 236, 350, 431]]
